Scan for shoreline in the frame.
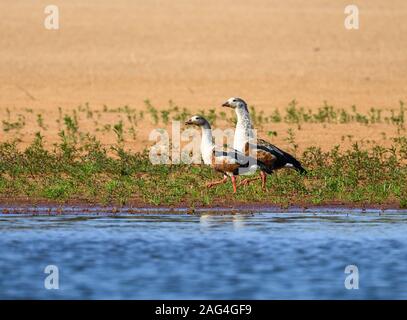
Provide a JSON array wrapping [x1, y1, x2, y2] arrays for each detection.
[[1, 197, 406, 215]]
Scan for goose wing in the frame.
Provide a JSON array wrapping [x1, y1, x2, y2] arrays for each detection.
[[212, 147, 256, 173], [251, 138, 306, 173], [255, 148, 277, 167]]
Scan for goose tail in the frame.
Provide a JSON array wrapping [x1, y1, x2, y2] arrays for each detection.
[[283, 155, 307, 175]]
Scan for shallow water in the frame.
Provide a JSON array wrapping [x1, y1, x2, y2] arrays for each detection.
[[1, 210, 407, 299]]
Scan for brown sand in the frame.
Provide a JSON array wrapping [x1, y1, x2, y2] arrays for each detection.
[[0, 0, 406, 152]]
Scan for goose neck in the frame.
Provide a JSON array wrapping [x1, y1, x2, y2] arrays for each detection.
[[236, 107, 252, 128], [200, 124, 213, 165]]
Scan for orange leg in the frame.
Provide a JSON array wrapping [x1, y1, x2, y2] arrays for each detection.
[[260, 171, 267, 190], [206, 175, 228, 188], [239, 176, 261, 186], [231, 176, 237, 193]]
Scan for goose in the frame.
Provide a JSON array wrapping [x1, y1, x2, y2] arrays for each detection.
[[185, 115, 272, 193], [222, 97, 307, 186]]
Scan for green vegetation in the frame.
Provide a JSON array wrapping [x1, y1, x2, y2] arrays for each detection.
[[0, 101, 406, 208], [1, 100, 405, 138], [0, 120, 405, 208]]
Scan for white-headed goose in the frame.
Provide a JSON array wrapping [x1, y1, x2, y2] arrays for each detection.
[[222, 97, 307, 185], [185, 115, 271, 193]]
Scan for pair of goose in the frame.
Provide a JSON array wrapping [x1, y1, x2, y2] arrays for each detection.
[[185, 97, 307, 193]]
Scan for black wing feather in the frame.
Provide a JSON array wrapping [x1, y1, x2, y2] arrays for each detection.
[[255, 139, 307, 174]]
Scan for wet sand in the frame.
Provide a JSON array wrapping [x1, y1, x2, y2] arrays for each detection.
[[0, 196, 404, 214]]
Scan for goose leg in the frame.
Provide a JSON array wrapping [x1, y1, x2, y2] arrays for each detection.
[[231, 175, 237, 193], [260, 171, 267, 190], [239, 176, 260, 186], [240, 171, 268, 189], [206, 175, 228, 188]]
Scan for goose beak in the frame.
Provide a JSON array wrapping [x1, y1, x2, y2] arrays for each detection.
[[185, 120, 192, 125], [222, 101, 230, 107]]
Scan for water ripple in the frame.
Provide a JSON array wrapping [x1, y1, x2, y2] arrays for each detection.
[[0, 211, 406, 299]]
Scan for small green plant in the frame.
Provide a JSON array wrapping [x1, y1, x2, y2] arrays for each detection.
[[145, 100, 159, 124], [36, 114, 47, 130], [285, 128, 298, 154], [267, 131, 277, 137], [2, 114, 25, 132], [113, 121, 124, 145]]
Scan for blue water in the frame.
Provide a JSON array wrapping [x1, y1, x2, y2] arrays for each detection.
[[1, 210, 407, 299]]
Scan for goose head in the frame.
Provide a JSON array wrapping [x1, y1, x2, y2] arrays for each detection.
[[222, 97, 248, 111], [185, 115, 209, 127]]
